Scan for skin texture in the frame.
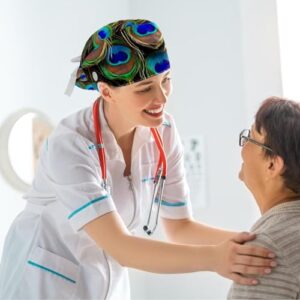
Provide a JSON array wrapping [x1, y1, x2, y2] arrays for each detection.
[[84, 73, 277, 285]]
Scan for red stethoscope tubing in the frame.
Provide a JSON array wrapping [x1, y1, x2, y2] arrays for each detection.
[[92, 98, 167, 186], [150, 128, 167, 180], [92, 99, 107, 182]]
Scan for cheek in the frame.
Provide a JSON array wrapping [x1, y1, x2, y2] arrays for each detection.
[[164, 83, 172, 96], [240, 146, 264, 187], [240, 146, 252, 178], [132, 93, 158, 110], [129, 94, 149, 109], [241, 145, 248, 163]]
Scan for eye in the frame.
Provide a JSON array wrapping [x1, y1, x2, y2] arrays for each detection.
[[162, 77, 171, 84], [137, 86, 152, 93]]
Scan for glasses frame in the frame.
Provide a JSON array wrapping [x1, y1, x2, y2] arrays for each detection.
[[239, 129, 274, 153]]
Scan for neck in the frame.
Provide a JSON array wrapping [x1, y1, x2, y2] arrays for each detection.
[[103, 99, 135, 149], [253, 184, 300, 214]]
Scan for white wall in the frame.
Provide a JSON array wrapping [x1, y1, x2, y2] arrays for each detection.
[[0, 1, 282, 299], [240, 0, 282, 125], [276, 0, 300, 99]]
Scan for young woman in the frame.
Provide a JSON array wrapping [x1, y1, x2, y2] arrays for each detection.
[[0, 19, 276, 299]]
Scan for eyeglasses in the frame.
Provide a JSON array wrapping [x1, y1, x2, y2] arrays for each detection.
[[239, 129, 273, 152]]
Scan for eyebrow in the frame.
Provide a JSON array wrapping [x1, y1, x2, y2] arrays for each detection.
[[135, 71, 171, 87], [135, 80, 153, 87]]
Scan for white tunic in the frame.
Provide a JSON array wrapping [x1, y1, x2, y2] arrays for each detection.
[[0, 100, 192, 299]]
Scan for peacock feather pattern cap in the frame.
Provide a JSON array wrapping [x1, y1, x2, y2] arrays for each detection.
[[75, 19, 170, 91]]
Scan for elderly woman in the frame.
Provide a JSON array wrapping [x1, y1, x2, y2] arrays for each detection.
[[228, 96, 300, 299]]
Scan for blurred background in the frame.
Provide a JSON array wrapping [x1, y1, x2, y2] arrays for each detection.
[[0, 0, 299, 299]]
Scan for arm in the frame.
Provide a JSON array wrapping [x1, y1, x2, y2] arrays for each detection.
[[85, 212, 214, 273], [162, 217, 237, 245], [85, 211, 276, 285]]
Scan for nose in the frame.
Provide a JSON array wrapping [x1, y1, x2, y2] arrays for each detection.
[[240, 143, 246, 159], [154, 86, 168, 105]]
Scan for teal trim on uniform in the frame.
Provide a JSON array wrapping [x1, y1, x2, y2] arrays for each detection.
[[68, 195, 108, 219], [155, 198, 186, 207], [88, 143, 104, 150], [27, 260, 76, 284], [142, 177, 155, 182], [162, 120, 171, 127]]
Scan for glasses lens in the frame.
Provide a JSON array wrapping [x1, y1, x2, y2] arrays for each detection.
[[241, 136, 247, 146], [239, 129, 249, 146]]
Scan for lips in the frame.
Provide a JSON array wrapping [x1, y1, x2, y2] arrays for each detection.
[[144, 106, 164, 117], [144, 107, 163, 114]]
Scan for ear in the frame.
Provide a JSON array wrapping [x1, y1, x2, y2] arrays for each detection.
[[267, 155, 285, 178], [98, 82, 115, 103]]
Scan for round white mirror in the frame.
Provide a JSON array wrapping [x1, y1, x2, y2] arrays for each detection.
[[0, 109, 53, 192]]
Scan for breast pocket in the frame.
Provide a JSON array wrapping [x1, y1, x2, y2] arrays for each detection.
[[24, 246, 79, 299]]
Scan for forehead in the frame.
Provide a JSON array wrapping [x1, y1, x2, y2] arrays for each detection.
[[132, 71, 171, 87], [113, 70, 171, 93]]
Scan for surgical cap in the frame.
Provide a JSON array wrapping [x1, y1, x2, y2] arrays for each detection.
[[69, 19, 170, 93]]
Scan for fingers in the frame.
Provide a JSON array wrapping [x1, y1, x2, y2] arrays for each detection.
[[232, 264, 272, 276], [229, 273, 258, 286], [234, 254, 276, 268], [237, 244, 276, 258], [215, 238, 276, 285], [232, 232, 256, 244]]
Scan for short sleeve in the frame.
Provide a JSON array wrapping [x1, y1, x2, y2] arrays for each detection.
[[227, 233, 299, 299], [159, 115, 193, 219], [45, 132, 116, 232]]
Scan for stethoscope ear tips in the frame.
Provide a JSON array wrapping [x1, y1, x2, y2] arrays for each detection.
[[143, 225, 152, 236]]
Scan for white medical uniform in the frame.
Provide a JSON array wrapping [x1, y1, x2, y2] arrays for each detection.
[[0, 99, 192, 300]]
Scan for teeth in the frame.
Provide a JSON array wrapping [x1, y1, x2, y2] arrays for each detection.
[[145, 107, 163, 114]]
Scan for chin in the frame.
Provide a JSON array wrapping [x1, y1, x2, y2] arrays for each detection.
[[151, 118, 164, 127], [142, 113, 164, 127]]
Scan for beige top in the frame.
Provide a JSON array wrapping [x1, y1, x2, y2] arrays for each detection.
[[228, 200, 300, 299]]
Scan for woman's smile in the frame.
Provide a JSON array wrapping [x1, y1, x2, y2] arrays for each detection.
[[143, 106, 164, 117]]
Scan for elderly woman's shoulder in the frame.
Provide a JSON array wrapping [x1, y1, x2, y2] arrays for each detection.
[[250, 201, 300, 260]]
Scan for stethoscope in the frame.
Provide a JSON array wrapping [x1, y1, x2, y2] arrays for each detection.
[[92, 98, 167, 235]]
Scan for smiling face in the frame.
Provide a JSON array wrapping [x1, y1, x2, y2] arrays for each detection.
[[239, 125, 270, 193], [100, 71, 172, 129], [239, 98, 300, 213]]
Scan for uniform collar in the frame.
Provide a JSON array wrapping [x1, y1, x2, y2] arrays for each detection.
[[97, 98, 154, 161]]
